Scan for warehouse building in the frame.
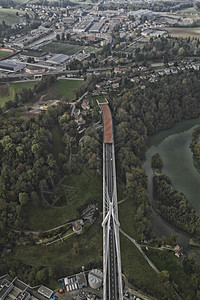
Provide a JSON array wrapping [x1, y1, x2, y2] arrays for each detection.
[[0, 60, 25, 72], [20, 49, 48, 62], [46, 54, 69, 66], [0, 279, 14, 300], [73, 19, 93, 33], [0, 275, 53, 300], [38, 286, 53, 299], [88, 22, 104, 33]]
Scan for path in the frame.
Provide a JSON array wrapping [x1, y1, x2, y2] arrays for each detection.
[[45, 232, 75, 246], [119, 228, 160, 274]]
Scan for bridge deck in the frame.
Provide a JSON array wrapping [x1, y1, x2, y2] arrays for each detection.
[[101, 104, 113, 144]]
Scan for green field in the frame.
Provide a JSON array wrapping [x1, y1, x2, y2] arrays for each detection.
[[51, 124, 65, 164], [0, 81, 38, 108], [0, 50, 11, 58], [120, 235, 174, 299], [0, 8, 27, 25], [45, 79, 84, 101], [118, 197, 138, 238], [181, 7, 199, 13], [24, 169, 102, 231], [96, 95, 108, 104], [143, 248, 196, 298], [12, 216, 103, 271], [166, 27, 200, 38], [41, 42, 84, 55]]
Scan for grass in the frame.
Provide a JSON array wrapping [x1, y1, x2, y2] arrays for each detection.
[[165, 27, 200, 38], [50, 124, 65, 164], [96, 96, 108, 104], [180, 7, 198, 13], [118, 197, 138, 238], [143, 248, 195, 298], [152, 65, 165, 70], [0, 50, 11, 58], [0, 8, 27, 25], [0, 81, 38, 108], [12, 216, 103, 271], [41, 42, 84, 55], [45, 79, 84, 101], [120, 235, 174, 299], [24, 169, 102, 231]]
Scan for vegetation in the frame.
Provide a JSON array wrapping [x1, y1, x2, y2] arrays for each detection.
[[166, 27, 200, 38], [191, 126, 200, 165], [107, 70, 200, 243], [24, 169, 102, 231], [151, 153, 163, 170], [120, 234, 175, 299], [44, 79, 84, 101], [41, 42, 84, 55], [2, 217, 102, 287], [0, 8, 27, 25], [144, 248, 200, 299], [153, 173, 200, 236], [0, 49, 11, 58], [0, 81, 38, 107]]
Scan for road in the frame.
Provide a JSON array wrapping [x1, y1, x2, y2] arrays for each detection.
[[104, 143, 118, 299], [101, 103, 123, 300]]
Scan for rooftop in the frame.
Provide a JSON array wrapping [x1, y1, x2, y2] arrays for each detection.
[[38, 286, 53, 299], [47, 54, 69, 64], [77, 273, 87, 287], [20, 49, 47, 57]]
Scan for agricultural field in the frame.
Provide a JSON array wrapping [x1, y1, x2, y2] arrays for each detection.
[[44, 78, 84, 101], [41, 42, 84, 55], [0, 8, 27, 25], [0, 81, 38, 108], [166, 27, 200, 38]]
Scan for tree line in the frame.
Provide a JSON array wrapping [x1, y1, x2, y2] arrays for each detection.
[[153, 173, 200, 236]]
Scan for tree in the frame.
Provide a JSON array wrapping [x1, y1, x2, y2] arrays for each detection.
[[151, 153, 163, 170], [158, 270, 170, 283], [19, 192, 29, 206], [56, 34, 60, 41], [72, 242, 80, 255], [36, 268, 48, 283]]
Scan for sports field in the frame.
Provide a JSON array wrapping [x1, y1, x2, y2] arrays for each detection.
[[166, 27, 200, 38], [0, 50, 11, 58], [41, 42, 84, 55]]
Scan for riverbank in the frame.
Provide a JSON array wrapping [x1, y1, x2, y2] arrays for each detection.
[[143, 116, 200, 248]]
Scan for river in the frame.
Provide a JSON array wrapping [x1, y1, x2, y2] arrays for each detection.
[[142, 117, 200, 248]]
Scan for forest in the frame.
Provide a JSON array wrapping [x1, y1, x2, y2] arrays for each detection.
[[153, 173, 200, 236]]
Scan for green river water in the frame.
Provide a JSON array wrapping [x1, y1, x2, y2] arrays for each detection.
[[142, 116, 200, 247]]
